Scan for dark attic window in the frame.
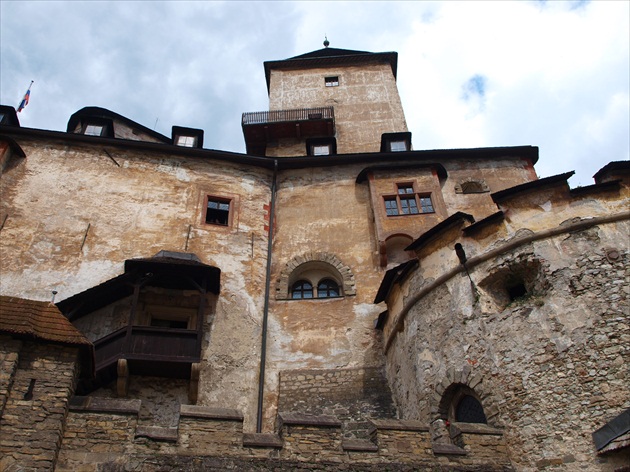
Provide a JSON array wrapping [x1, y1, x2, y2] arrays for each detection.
[[205, 197, 231, 226], [325, 76, 339, 87]]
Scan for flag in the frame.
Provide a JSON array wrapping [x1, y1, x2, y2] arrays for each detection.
[[17, 81, 33, 113]]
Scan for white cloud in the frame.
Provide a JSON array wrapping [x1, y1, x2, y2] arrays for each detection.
[[1, 0, 627, 184]]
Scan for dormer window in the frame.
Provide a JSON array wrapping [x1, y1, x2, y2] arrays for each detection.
[[172, 126, 204, 149], [176, 135, 197, 147], [79, 118, 113, 137], [84, 124, 104, 136], [306, 138, 337, 157], [389, 140, 408, 152], [313, 144, 331, 156], [380, 132, 412, 153], [325, 76, 339, 87]]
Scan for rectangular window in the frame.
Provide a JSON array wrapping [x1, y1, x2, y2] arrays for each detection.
[[384, 184, 434, 216], [389, 140, 408, 152], [419, 197, 434, 213], [206, 197, 231, 226], [176, 135, 196, 147], [325, 76, 339, 87], [384, 197, 399, 216], [84, 124, 104, 136], [312, 144, 331, 156]]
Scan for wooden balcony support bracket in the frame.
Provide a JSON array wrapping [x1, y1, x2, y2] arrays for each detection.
[[189, 362, 201, 404], [117, 358, 129, 397]]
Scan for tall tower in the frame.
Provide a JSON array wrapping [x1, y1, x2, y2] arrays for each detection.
[[242, 44, 409, 157]]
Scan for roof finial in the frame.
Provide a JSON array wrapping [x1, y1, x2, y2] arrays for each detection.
[[323, 36, 329, 48]]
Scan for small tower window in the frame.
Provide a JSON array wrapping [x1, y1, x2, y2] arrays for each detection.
[[389, 140, 408, 152], [325, 76, 339, 87]]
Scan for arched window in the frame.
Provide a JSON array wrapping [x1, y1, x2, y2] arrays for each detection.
[[276, 253, 356, 300], [317, 279, 340, 298], [291, 280, 313, 299], [455, 395, 487, 423], [438, 383, 489, 426]]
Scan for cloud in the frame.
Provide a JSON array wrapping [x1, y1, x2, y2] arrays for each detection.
[[1, 1, 627, 185]]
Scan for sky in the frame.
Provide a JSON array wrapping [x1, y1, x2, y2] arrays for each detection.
[[1, 1, 628, 186]]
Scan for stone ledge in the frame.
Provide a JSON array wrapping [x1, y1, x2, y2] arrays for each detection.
[[69, 396, 141, 415], [342, 439, 379, 452], [432, 443, 467, 456], [451, 422, 504, 436], [180, 405, 244, 421], [279, 412, 342, 427], [242, 433, 283, 448], [369, 419, 430, 432], [135, 426, 178, 442]]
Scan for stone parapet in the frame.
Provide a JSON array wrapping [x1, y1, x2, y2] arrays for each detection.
[[56, 402, 513, 470]]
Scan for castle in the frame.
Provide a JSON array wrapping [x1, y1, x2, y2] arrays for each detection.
[[0, 45, 628, 471]]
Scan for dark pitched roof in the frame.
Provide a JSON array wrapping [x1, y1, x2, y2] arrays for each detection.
[[405, 212, 475, 251], [0, 105, 20, 126], [57, 251, 221, 321], [593, 408, 630, 453], [593, 160, 630, 183], [0, 295, 91, 346], [66, 106, 171, 143], [289, 47, 372, 59], [264, 48, 398, 93], [373, 259, 419, 304], [491, 171, 574, 203]]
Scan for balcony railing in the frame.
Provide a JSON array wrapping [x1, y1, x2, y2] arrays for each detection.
[[94, 325, 200, 372], [242, 106, 334, 126]]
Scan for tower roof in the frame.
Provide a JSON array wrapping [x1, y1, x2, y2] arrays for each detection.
[[264, 48, 398, 93]]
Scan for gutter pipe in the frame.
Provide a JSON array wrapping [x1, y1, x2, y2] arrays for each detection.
[[256, 159, 278, 433]]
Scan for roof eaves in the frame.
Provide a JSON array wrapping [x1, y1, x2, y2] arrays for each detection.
[[373, 259, 419, 304], [406, 212, 475, 251], [491, 171, 574, 203], [593, 160, 630, 183]]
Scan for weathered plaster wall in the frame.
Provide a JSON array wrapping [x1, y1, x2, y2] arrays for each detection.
[[263, 164, 388, 429], [269, 63, 408, 154], [384, 188, 630, 471], [440, 157, 538, 219], [0, 137, 274, 432]]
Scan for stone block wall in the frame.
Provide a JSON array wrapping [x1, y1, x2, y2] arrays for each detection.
[[384, 222, 630, 471], [54, 400, 513, 471], [278, 367, 397, 438], [0, 340, 80, 471]]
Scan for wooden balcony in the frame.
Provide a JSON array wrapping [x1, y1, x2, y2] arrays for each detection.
[[242, 106, 335, 156], [94, 325, 200, 378]]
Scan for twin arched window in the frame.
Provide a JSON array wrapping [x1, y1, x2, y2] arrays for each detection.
[[291, 278, 340, 299]]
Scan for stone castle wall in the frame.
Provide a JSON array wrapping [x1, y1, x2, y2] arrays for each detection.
[[0, 339, 80, 471], [383, 195, 630, 472], [56, 399, 513, 471]]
